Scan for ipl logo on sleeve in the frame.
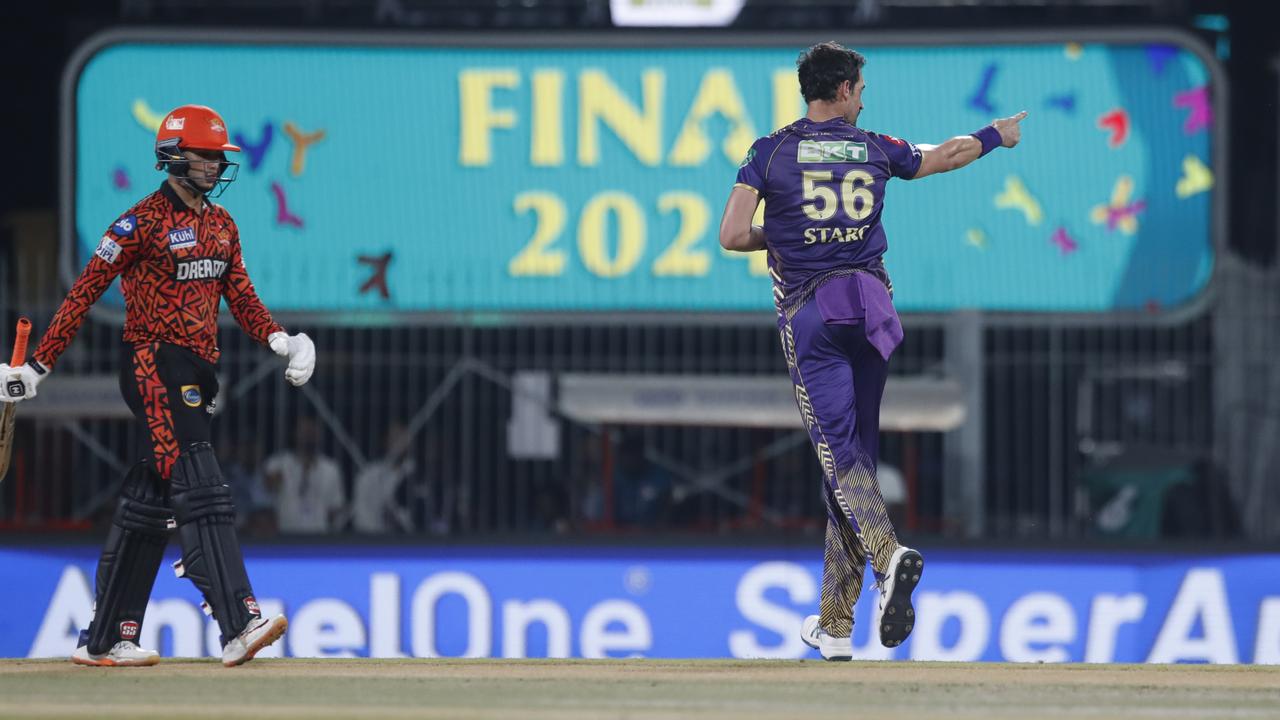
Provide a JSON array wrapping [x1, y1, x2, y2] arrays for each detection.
[[95, 235, 123, 264]]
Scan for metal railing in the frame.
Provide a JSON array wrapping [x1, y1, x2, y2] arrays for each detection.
[[1, 216, 1272, 543]]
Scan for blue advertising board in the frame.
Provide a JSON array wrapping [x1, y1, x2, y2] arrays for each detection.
[[4, 546, 1277, 663], [67, 32, 1218, 317]]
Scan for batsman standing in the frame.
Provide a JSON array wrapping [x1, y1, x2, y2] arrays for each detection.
[[0, 104, 315, 667], [719, 43, 1025, 658]]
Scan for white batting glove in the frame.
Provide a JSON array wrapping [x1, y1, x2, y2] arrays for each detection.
[[268, 332, 315, 387], [0, 361, 47, 403]]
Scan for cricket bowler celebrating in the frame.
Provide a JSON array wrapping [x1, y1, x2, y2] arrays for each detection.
[[0, 104, 314, 667], [719, 43, 1025, 659]]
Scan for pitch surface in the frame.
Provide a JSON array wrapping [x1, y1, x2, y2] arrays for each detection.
[[1, 659, 1277, 719]]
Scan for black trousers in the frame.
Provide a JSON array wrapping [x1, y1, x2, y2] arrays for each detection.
[[118, 341, 219, 480]]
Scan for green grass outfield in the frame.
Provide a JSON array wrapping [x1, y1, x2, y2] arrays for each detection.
[[1, 658, 1278, 720]]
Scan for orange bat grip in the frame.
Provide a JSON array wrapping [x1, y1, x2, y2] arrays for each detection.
[[10, 318, 31, 367]]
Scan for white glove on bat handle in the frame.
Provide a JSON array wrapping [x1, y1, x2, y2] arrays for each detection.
[[0, 361, 46, 402]]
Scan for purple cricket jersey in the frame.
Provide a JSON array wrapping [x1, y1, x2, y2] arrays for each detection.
[[734, 117, 922, 311]]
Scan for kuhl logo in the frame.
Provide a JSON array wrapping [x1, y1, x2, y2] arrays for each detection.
[[119, 620, 139, 640], [167, 227, 197, 251]]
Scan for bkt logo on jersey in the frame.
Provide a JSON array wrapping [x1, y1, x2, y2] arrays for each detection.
[[167, 227, 197, 251], [175, 258, 228, 281], [797, 140, 868, 164]]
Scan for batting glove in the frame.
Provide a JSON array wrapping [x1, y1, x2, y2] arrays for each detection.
[[268, 332, 315, 387], [0, 361, 47, 403]]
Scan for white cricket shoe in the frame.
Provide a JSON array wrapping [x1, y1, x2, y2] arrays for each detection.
[[878, 546, 924, 648], [221, 614, 288, 667], [71, 641, 160, 667], [800, 615, 853, 661]]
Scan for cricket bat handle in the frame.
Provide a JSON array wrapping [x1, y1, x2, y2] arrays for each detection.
[[10, 318, 30, 366]]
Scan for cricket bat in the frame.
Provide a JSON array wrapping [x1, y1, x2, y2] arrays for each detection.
[[0, 317, 32, 483]]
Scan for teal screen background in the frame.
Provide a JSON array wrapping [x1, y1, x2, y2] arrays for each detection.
[[72, 40, 1215, 316]]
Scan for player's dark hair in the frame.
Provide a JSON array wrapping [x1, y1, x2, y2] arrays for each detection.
[[797, 42, 866, 103]]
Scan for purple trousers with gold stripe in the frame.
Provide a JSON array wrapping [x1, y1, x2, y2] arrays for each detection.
[[779, 298, 902, 638]]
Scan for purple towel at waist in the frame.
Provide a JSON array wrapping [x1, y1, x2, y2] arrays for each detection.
[[813, 273, 904, 361]]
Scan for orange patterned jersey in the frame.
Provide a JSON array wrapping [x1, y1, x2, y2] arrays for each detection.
[[34, 182, 284, 368]]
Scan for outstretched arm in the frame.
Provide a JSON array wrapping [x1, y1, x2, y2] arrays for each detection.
[[914, 111, 1027, 179], [719, 185, 767, 252], [3, 218, 143, 401]]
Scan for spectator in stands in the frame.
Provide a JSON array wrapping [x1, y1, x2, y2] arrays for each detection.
[[530, 476, 571, 534], [574, 434, 606, 527], [1161, 457, 1241, 539], [428, 433, 453, 535], [878, 462, 908, 529], [262, 416, 345, 534], [613, 429, 674, 528], [219, 437, 274, 534], [351, 421, 414, 534]]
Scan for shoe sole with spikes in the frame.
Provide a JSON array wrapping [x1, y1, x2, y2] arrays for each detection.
[[879, 547, 924, 648]]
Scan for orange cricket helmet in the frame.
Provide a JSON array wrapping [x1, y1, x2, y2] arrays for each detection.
[[156, 104, 241, 153], [155, 104, 241, 197]]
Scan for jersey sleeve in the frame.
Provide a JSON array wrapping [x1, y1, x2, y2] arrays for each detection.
[[32, 212, 148, 368], [733, 137, 772, 195], [868, 132, 923, 180], [222, 229, 285, 345]]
